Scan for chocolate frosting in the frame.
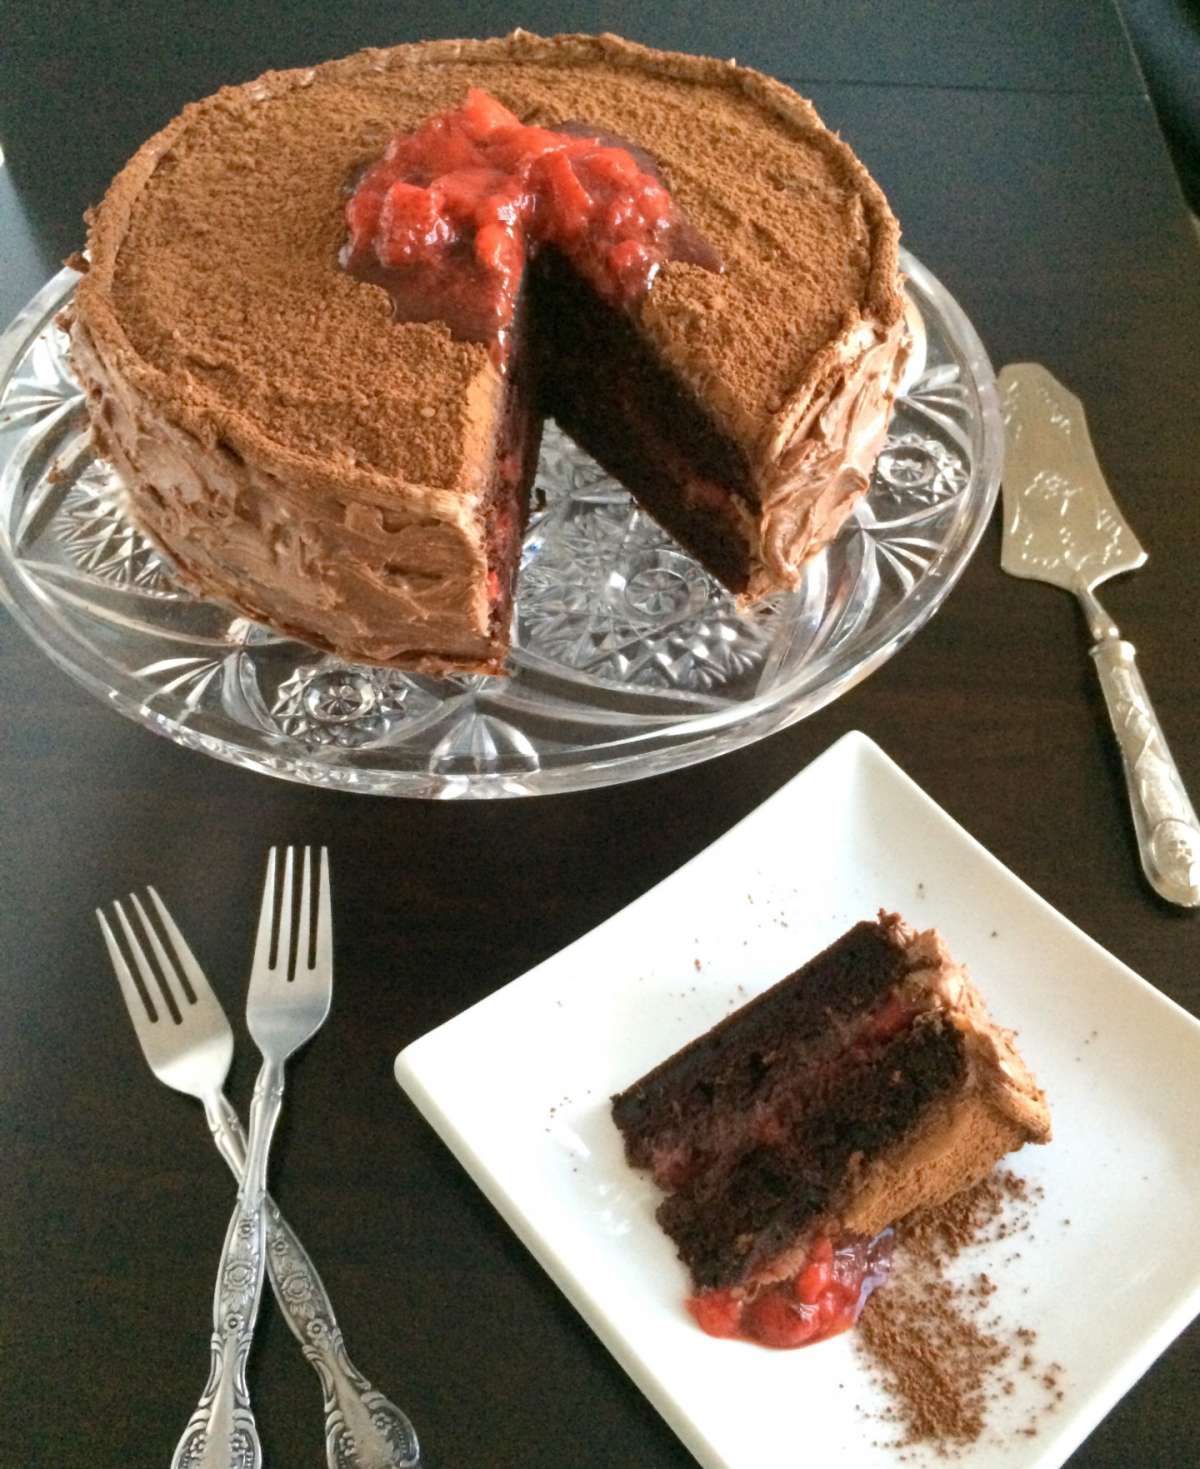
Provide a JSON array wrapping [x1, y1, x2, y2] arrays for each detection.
[[832, 915, 1052, 1248], [730, 912, 1051, 1290], [71, 31, 905, 669]]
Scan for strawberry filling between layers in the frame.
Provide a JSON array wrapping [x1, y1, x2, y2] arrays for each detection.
[[644, 982, 928, 1195], [664, 982, 929, 1347], [342, 88, 720, 363]]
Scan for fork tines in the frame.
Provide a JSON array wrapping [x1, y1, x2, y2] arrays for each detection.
[[253, 846, 331, 984], [98, 888, 203, 1030], [96, 884, 234, 1095]]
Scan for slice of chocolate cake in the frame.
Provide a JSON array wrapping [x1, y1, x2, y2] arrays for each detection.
[[611, 913, 1050, 1348]]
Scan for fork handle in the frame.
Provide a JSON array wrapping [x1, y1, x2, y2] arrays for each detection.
[[1091, 634, 1200, 907], [242, 1059, 285, 1215], [207, 1093, 249, 1179], [170, 1199, 264, 1469], [205, 1094, 421, 1468], [170, 1065, 281, 1469]]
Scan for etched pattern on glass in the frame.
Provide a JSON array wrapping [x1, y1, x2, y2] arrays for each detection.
[[519, 460, 786, 693], [269, 665, 438, 749], [0, 257, 1000, 795], [0, 319, 76, 431], [55, 460, 177, 595]]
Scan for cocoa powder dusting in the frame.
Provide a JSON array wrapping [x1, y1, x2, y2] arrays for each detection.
[[859, 1275, 1006, 1448], [81, 33, 899, 492], [854, 1170, 1065, 1458]]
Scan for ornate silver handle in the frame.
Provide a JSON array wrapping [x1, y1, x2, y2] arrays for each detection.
[[265, 1198, 421, 1469], [1091, 633, 1200, 907], [204, 1094, 421, 1468], [170, 1201, 264, 1469], [173, 1064, 284, 1469]]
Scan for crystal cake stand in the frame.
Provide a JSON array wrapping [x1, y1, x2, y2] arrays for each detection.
[[0, 251, 1001, 797]]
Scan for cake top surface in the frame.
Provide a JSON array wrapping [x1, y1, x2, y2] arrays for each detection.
[[77, 31, 901, 498]]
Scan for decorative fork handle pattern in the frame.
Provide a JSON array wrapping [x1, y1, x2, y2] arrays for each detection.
[[1091, 635, 1200, 908], [173, 1066, 284, 1469], [170, 1200, 264, 1469], [206, 1093, 421, 1468]]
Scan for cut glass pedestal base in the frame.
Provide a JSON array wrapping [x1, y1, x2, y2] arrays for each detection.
[[0, 251, 1001, 797]]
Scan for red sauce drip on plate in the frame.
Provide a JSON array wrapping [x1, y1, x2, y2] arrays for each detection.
[[687, 1230, 894, 1350], [342, 88, 721, 362]]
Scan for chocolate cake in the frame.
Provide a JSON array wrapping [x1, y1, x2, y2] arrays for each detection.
[[611, 914, 1050, 1348], [70, 32, 908, 674]]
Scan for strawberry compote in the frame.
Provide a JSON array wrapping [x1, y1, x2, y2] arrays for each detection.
[[687, 1230, 894, 1350], [342, 88, 719, 360]]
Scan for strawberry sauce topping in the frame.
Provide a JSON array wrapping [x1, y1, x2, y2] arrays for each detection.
[[687, 1231, 894, 1350], [342, 88, 720, 360]]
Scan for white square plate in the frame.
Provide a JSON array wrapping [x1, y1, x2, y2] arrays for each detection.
[[395, 731, 1200, 1468]]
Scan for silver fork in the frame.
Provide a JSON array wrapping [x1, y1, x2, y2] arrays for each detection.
[[97, 850, 420, 1469]]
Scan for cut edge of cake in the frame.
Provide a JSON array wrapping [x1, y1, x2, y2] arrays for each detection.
[[611, 912, 1051, 1296]]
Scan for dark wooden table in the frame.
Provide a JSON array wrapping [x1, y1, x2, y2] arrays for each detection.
[[2, 4, 1197, 1465]]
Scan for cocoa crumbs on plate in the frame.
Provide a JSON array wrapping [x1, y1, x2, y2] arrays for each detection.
[[854, 1169, 1065, 1458]]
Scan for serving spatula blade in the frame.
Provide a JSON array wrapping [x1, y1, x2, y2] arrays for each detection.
[[1000, 362, 1146, 593]]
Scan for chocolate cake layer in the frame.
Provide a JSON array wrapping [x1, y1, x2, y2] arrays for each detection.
[[660, 1019, 969, 1290], [535, 247, 759, 592], [612, 914, 1051, 1293], [70, 31, 907, 672], [611, 918, 913, 1177]]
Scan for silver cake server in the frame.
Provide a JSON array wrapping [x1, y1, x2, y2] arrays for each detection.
[[998, 362, 1200, 908]]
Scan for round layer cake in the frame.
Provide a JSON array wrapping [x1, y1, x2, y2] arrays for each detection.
[[70, 31, 906, 674]]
